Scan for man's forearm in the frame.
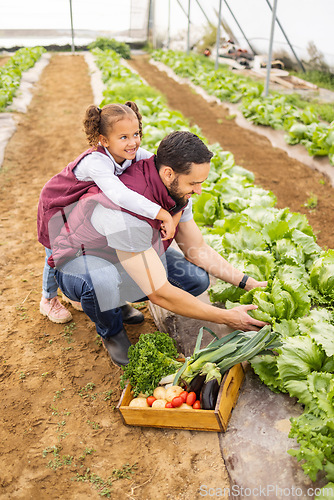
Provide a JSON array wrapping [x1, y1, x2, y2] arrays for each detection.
[[149, 281, 267, 331], [183, 242, 248, 288], [150, 282, 228, 324]]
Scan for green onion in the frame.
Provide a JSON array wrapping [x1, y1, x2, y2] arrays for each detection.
[[174, 325, 280, 386]]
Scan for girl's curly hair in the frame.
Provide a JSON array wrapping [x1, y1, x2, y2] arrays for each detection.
[[83, 101, 143, 147]]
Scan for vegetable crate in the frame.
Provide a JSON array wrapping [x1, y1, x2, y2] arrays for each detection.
[[117, 363, 245, 432]]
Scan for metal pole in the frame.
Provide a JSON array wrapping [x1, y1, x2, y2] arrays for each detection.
[[223, 0, 256, 54], [187, 0, 191, 54], [215, 0, 222, 70], [152, 0, 156, 49], [176, 0, 191, 21], [265, 0, 305, 72], [167, 0, 171, 49], [195, 0, 214, 27], [69, 0, 75, 53], [264, 0, 278, 97], [129, 0, 133, 39], [147, 0, 152, 43]]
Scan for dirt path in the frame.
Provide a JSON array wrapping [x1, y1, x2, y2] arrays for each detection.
[[2, 49, 334, 499], [0, 56, 10, 66], [0, 53, 230, 499], [129, 54, 334, 250]]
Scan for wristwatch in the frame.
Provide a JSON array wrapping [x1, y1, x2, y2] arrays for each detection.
[[238, 274, 249, 289]]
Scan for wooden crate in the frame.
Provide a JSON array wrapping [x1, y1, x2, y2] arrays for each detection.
[[117, 363, 245, 432]]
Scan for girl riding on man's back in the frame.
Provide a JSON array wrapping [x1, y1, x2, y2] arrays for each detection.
[[38, 101, 176, 324]]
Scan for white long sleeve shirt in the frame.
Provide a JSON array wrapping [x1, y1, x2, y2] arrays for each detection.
[[73, 146, 161, 219]]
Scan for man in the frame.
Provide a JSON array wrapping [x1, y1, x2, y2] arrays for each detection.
[[49, 131, 267, 366]]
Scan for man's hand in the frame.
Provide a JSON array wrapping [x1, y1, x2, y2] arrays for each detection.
[[160, 211, 182, 241], [223, 304, 268, 331], [245, 278, 268, 291], [156, 209, 175, 241]]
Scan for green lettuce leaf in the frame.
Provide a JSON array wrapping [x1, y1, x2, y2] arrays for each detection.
[[277, 336, 326, 384]]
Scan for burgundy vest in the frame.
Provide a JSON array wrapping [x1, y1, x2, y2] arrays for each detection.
[[39, 152, 186, 268], [37, 145, 107, 249]]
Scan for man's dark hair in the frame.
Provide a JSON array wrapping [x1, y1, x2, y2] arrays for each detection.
[[155, 131, 213, 174]]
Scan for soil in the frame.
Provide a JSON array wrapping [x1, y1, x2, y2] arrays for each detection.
[[0, 56, 10, 66], [1, 51, 334, 499], [0, 53, 229, 500]]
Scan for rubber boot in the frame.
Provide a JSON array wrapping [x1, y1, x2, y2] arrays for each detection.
[[120, 303, 144, 325], [101, 328, 132, 367]]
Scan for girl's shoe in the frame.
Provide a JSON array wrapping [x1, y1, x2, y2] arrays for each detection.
[[40, 297, 72, 324]]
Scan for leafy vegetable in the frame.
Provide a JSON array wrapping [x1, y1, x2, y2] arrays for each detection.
[[309, 249, 334, 304], [229, 276, 311, 324], [298, 308, 334, 357], [0, 46, 46, 110], [120, 332, 183, 397], [152, 49, 334, 164], [93, 47, 334, 488], [276, 336, 326, 384], [174, 325, 280, 387]]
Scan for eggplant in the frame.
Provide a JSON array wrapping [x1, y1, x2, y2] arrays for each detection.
[[186, 374, 206, 399], [201, 378, 220, 410]]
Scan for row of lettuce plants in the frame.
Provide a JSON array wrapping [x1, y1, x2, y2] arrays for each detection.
[[0, 46, 46, 111], [151, 49, 334, 166], [92, 47, 334, 495]]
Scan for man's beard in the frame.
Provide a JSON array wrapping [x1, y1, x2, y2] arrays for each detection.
[[168, 177, 190, 208]]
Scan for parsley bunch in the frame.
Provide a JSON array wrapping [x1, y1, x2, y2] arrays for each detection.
[[120, 332, 183, 397]]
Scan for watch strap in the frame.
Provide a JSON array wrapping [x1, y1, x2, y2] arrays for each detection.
[[238, 274, 249, 289]]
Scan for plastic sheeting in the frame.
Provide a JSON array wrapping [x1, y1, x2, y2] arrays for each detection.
[[0, 52, 51, 169]]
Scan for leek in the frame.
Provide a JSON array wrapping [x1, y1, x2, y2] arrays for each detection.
[[174, 325, 280, 386]]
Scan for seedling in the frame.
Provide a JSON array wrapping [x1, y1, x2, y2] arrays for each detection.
[[57, 420, 66, 431], [112, 463, 138, 480], [304, 194, 318, 209], [62, 455, 73, 466], [74, 462, 137, 497], [103, 390, 113, 401], [43, 445, 62, 458], [50, 405, 59, 416], [225, 113, 236, 120], [95, 335, 102, 347], [53, 389, 66, 401], [79, 382, 96, 400], [43, 445, 65, 470], [61, 322, 76, 343], [86, 419, 100, 429], [132, 302, 146, 310], [78, 447, 96, 461], [19, 372, 26, 380]]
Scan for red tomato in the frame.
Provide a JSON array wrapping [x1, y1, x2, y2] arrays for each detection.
[[165, 402, 173, 408], [146, 396, 156, 407], [186, 391, 196, 406], [171, 396, 183, 408], [179, 391, 188, 403], [192, 400, 201, 409]]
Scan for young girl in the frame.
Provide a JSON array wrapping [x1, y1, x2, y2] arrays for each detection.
[[38, 101, 175, 323]]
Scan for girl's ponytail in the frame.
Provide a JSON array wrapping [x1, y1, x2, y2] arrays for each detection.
[[83, 105, 102, 147], [125, 101, 143, 138]]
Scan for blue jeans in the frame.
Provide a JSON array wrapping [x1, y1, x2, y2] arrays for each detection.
[[54, 248, 209, 339], [42, 247, 59, 299]]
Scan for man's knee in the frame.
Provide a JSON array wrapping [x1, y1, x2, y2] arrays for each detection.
[[191, 267, 210, 296]]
